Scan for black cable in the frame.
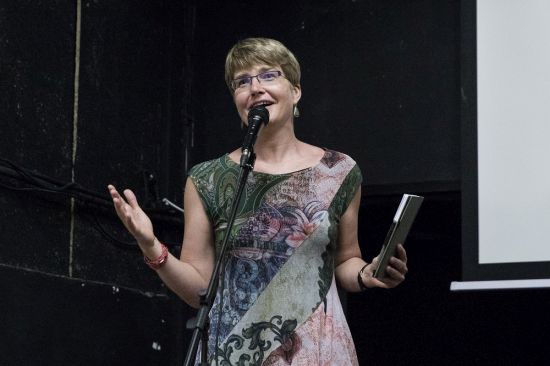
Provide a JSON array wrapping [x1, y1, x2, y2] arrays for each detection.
[[89, 213, 141, 249], [0, 158, 79, 193], [0, 158, 182, 250], [91, 213, 181, 250]]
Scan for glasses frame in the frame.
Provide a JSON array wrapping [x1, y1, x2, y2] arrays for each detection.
[[231, 70, 284, 91]]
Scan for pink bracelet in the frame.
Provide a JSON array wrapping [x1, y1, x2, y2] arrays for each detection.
[[144, 243, 168, 270]]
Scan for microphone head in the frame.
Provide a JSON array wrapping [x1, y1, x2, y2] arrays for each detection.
[[248, 105, 269, 125]]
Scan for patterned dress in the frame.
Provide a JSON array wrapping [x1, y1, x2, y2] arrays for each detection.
[[188, 149, 362, 365]]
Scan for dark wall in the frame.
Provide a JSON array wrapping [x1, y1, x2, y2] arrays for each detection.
[[0, 264, 181, 366], [190, 0, 461, 190], [1, 1, 75, 273], [1, 0, 187, 287], [1, 1, 191, 365], [2, 1, 549, 365]]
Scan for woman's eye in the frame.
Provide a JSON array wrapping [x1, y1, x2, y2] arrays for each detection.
[[260, 72, 277, 81], [236, 77, 250, 87]]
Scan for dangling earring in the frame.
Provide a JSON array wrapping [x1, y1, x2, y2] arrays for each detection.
[[293, 105, 300, 118]]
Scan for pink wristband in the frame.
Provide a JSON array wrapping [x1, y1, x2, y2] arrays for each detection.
[[144, 243, 168, 270]]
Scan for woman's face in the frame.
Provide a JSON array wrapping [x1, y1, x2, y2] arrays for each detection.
[[232, 64, 301, 127]]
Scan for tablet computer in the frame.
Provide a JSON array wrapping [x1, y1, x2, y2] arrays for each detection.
[[373, 194, 424, 279]]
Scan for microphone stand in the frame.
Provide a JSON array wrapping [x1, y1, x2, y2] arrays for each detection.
[[183, 149, 257, 366]]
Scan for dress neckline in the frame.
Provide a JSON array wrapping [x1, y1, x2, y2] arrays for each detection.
[[223, 149, 328, 177]]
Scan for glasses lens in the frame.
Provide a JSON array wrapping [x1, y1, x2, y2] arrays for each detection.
[[258, 71, 281, 82], [232, 77, 251, 90], [232, 71, 282, 90]]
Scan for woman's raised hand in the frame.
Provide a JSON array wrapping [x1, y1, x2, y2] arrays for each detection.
[[107, 184, 155, 248]]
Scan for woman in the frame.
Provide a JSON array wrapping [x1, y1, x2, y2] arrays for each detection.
[[108, 37, 408, 365]]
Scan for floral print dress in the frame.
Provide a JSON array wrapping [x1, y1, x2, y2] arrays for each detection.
[[188, 149, 362, 366]]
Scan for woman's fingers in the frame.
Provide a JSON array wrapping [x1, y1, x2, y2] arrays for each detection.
[[108, 186, 130, 217], [389, 257, 408, 275], [107, 184, 155, 247], [396, 244, 408, 262], [122, 189, 140, 209], [108, 185, 138, 227], [108, 185, 126, 207]]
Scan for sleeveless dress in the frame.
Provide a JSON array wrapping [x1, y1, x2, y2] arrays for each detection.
[[188, 149, 362, 365]]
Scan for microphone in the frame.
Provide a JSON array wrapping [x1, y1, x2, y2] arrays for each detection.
[[240, 105, 269, 166]]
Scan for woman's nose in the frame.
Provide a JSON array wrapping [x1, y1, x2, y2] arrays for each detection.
[[249, 76, 264, 93]]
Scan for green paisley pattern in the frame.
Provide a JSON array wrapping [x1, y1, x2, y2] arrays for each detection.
[[188, 150, 362, 365]]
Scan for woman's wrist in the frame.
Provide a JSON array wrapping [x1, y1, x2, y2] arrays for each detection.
[[357, 263, 369, 291], [141, 238, 162, 259], [143, 239, 169, 270]]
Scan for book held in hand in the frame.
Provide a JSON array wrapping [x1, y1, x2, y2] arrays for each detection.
[[373, 194, 424, 279]]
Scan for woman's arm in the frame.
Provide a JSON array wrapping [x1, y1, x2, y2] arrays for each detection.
[[334, 186, 408, 292], [108, 178, 215, 308]]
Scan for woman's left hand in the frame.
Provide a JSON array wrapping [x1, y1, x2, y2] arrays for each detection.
[[362, 244, 408, 289]]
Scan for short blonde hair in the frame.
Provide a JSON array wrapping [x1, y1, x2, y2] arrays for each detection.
[[225, 38, 301, 91]]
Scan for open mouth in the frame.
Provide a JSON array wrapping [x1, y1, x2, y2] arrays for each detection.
[[250, 101, 274, 109]]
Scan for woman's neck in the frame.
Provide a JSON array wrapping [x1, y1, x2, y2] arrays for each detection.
[[254, 124, 300, 164], [229, 119, 324, 175]]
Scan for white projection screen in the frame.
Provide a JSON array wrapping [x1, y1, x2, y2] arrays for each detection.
[[454, 0, 550, 290]]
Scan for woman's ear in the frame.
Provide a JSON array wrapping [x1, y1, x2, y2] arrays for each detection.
[[292, 84, 302, 104]]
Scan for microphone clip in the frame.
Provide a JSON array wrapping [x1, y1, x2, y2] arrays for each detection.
[[240, 148, 256, 169], [239, 106, 269, 169]]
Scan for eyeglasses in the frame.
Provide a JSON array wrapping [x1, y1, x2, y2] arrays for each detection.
[[231, 70, 284, 91]]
